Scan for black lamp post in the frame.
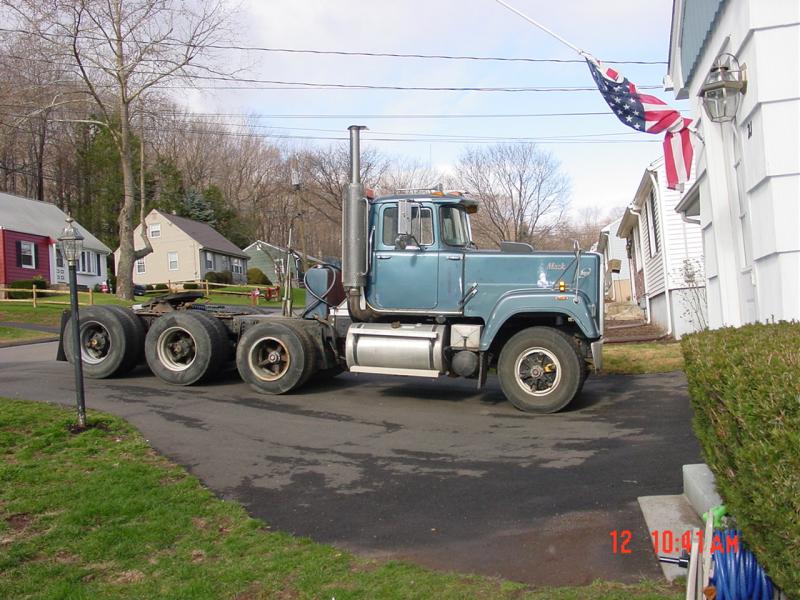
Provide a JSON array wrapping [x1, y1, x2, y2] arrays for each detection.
[[58, 216, 86, 428]]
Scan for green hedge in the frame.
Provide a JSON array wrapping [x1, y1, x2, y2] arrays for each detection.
[[183, 282, 199, 290], [682, 322, 800, 596], [247, 267, 271, 286], [205, 270, 233, 285], [7, 277, 49, 299]]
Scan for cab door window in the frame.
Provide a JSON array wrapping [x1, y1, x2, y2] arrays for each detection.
[[382, 205, 434, 247]]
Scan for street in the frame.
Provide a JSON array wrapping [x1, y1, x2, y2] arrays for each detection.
[[0, 342, 700, 585]]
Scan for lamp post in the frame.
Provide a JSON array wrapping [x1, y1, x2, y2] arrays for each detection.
[[700, 53, 747, 123], [58, 216, 86, 428]]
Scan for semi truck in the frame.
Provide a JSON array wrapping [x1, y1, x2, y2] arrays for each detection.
[[59, 125, 604, 413]]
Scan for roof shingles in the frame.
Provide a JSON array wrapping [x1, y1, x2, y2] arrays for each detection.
[[158, 211, 247, 258]]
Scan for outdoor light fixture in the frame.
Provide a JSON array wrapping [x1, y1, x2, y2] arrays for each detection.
[[700, 53, 747, 123], [58, 215, 84, 265], [58, 216, 87, 428]]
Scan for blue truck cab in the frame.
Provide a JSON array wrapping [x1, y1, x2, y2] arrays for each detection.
[[338, 182, 604, 413]]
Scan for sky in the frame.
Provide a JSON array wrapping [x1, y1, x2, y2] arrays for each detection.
[[178, 0, 687, 217]]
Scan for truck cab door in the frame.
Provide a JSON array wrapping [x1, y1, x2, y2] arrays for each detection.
[[367, 203, 438, 310]]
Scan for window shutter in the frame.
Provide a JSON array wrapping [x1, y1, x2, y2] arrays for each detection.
[[16, 241, 22, 267], [33, 244, 39, 269], [96, 254, 101, 276]]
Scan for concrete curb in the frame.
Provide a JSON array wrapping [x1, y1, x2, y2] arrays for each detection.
[[638, 463, 722, 581], [0, 337, 59, 349]]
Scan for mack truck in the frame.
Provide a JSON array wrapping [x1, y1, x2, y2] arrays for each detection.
[[59, 125, 604, 414]]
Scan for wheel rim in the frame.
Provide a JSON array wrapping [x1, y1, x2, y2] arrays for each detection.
[[156, 326, 197, 372], [248, 336, 291, 381], [80, 320, 111, 365], [514, 346, 562, 397]]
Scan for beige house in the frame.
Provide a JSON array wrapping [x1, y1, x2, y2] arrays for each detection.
[[115, 209, 248, 285]]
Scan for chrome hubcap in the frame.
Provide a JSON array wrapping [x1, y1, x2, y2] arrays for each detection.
[[514, 347, 561, 396]]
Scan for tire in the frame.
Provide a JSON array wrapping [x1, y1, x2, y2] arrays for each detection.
[[144, 311, 230, 385], [236, 321, 317, 394], [103, 305, 146, 366], [63, 306, 142, 378], [497, 326, 582, 413]]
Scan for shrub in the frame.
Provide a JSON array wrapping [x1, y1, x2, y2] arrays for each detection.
[[682, 322, 800, 597], [93, 283, 102, 293], [247, 267, 271, 286], [154, 283, 169, 291], [183, 282, 199, 290], [8, 277, 49, 299]]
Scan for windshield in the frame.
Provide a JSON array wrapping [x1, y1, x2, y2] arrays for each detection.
[[440, 206, 471, 247]]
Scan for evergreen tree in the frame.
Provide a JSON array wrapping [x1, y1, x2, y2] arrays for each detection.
[[183, 190, 216, 226]]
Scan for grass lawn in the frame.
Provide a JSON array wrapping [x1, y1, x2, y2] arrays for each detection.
[[0, 326, 55, 344], [603, 342, 684, 375], [0, 398, 682, 600]]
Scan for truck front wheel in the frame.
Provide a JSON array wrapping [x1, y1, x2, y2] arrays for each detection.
[[497, 327, 582, 414]]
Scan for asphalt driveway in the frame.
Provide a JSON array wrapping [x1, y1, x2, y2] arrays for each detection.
[[0, 342, 701, 585]]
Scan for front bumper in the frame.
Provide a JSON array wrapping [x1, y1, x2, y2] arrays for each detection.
[[590, 339, 604, 371]]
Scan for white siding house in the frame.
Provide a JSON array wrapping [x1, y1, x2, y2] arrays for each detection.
[[617, 158, 706, 338], [596, 217, 633, 302], [669, 0, 800, 328]]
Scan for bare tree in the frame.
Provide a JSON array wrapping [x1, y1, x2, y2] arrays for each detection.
[[376, 158, 443, 196], [299, 144, 388, 225], [1, 0, 233, 299], [455, 143, 570, 248]]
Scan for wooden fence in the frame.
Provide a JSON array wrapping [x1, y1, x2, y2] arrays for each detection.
[[0, 280, 281, 308], [0, 286, 98, 308]]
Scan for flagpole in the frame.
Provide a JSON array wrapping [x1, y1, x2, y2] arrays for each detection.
[[493, 0, 585, 56]]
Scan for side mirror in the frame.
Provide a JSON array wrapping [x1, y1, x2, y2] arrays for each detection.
[[395, 200, 420, 250]]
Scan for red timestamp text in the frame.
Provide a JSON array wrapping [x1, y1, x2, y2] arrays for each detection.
[[609, 530, 740, 555]]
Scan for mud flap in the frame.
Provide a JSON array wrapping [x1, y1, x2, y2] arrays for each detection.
[[56, 310, 69, 362]]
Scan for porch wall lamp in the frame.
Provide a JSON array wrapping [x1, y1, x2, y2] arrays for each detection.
[[699, 52, 748, 123]]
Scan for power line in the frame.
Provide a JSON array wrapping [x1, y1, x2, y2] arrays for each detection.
[[0, 26, 666, 65]]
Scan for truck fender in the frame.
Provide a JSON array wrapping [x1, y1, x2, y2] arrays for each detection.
[[478, 290, 600, 351]]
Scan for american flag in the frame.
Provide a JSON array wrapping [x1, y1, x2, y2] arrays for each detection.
[[585, 56, 693, 190]]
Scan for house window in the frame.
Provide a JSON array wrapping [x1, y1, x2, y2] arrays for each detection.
[[205, 252, 214, 270], [20, 241, 35, 269], [149, 223, 161, 238], [168, 252, 179, 271], [646, 188, 661, 257], [56, 249, 64, 268], [136, 259, 146, 274], [232, 258, 244, 275], [78, 250, 100, 275]]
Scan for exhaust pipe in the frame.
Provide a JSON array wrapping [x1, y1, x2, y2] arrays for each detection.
[[341, 125, 377, 322], [342, 125, 367, 290]]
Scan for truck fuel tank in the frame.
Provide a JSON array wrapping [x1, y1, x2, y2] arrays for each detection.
[[346, 323, 446, 377]]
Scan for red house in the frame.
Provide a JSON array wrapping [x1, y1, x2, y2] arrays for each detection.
[[0, 191, 111, 292]]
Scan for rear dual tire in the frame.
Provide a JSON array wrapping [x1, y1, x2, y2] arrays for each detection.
[[236, 321, 318, 395], [64, 306, 145, 378], [144, 311, 230, 385]]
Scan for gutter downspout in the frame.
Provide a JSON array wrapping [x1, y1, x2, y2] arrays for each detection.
[[648, 169, 673, 338], [680, 212, 701, 225]]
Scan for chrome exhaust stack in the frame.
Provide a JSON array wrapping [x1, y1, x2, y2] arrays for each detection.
[[341, 125, 376, 321]]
